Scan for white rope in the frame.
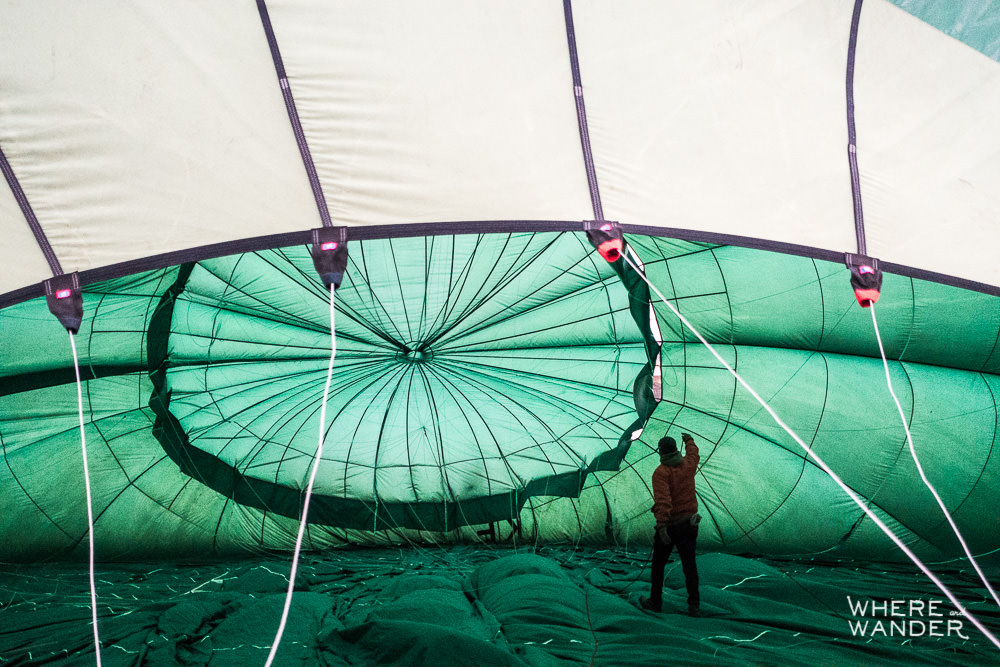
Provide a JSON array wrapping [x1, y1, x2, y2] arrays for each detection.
[[69, 331, 102, 667], [265, 284, 337, 666], [621, 253, 1000, 650], [869, 303, 1000, 609]]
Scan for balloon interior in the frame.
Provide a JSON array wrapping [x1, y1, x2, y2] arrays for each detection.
[[1, 2, 999, 664]]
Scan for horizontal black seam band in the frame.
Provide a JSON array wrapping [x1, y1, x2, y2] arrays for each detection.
[[2, 219, 998, 308]]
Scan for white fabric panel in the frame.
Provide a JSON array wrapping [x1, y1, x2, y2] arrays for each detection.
[[0, 1, 318, 294], [1, 0, 999, 296], [854, 0, 1000, 288], [264, 0, 591, 226], [577, 0, 1000, 288], [575, 0, 859, 255]]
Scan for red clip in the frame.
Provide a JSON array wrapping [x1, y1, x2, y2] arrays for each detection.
[[854, 288, 880, 308], [585, 221, 623, 263], [845, 254, 882, 308], [597, 239, 622, 262]]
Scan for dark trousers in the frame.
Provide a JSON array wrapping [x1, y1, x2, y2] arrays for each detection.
[[650, 519, 699, 608]]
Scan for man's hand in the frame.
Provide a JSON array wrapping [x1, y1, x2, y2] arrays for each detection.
[[681, 433, 693, 442]]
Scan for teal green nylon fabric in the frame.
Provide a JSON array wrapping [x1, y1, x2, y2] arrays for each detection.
[[2, 547, 996, 665], [891, 0, 1000, 61], [1, 232, 998, 562]]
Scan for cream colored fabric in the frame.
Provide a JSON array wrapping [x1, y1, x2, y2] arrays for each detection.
[[1, 0, 999, 296]]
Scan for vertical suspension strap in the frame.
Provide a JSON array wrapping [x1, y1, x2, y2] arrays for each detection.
[[0, 143, 64, 275], [846, 0, 867, 256], [843, 1, 882, 308], [562, 0, 604, 222], [256, 0, 333, 228]]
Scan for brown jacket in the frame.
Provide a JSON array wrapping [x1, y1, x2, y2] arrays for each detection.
[[651, 437, 699, 528]]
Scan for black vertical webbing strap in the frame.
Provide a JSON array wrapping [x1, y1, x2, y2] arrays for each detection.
[[562, 0, 605, 222], [256, 0, 333, 228], [0, 143, 64, 275], [846, 0, 867, 256]]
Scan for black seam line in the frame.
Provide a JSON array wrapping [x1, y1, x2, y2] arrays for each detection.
[[436, 355, 638, 398], [813, 259, 827, 350], [388, 238, 415, 342], [0, 143, 63, 276], [690, 249, 736, 472], [846, 0, 867, 255], [415, 364, 461, 506], [982, 299, 1000, 372], [178, 360, 379, 450], [421, 363, 516, 496], [430, 236, 600, 350], [695, 471, 850, 619], [108, 450, 212, 534], [255, 0, 331, 229], [193, 361, 335, 482], [4, 220, 1000, 310], [654, 395, 935, 551], [351, 240, 411, 344], [2, 434, 78, 542], [338, 364, 411, 499], [421, 233, 501, 347], [245, 369, 337, 488], [735, 352, 831, 539], [928, 372, 999, 532], [562, 0, 603, 221], [433, 359, 634, 436], [417, 236, 432, 341], [425, 360, 574, 485], [439, 293, 633, 352], [368, 362, 414, 509], [424, 234, 524, 350]]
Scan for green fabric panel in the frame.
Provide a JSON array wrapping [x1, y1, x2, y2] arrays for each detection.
[[0, 268, 176, 395], [616, 239, 1000, 560], [148, 233, 646, 532], [2, 232, 999, 562]]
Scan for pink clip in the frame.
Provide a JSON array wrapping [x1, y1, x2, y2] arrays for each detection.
[[321, 241, 338, 251], [56, 289, 72, 299]]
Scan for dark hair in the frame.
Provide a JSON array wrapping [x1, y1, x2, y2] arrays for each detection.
[[658, 436, 678, 454]]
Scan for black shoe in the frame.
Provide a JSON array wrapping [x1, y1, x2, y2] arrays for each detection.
[[687, 604, 701, 617], [640, 597, 661, 612]]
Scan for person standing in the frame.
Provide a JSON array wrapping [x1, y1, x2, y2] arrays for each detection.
[[642, 432, 701, 616]]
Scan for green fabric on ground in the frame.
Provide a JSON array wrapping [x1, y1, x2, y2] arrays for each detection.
[[1, 547, 996, 665]]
